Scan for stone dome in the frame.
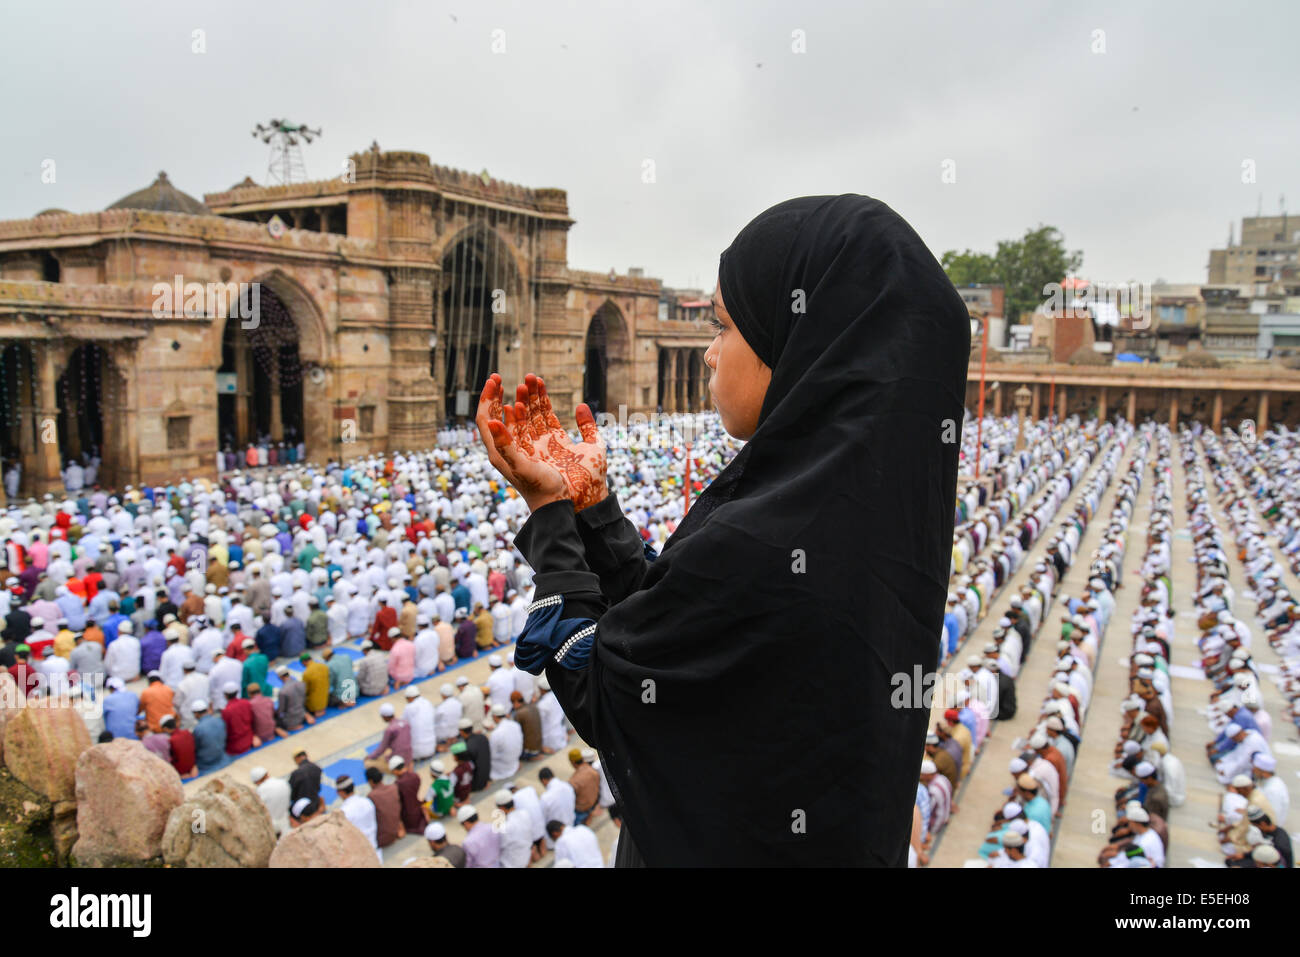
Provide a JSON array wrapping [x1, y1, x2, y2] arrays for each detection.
[[34, 208, 70, 217], [106, 171, 211, 215]]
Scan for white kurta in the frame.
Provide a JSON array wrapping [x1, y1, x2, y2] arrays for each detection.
[[404, 696, 437, 759], [555, 824, 604, 867]]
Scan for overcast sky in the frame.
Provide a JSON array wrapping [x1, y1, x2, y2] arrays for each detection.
[[3, 0, 1296, 291]]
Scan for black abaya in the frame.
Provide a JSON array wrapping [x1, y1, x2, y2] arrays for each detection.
[[512, 194, 971, 866]]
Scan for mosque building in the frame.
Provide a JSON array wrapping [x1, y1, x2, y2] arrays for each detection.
[[0, 147, 715, 494]]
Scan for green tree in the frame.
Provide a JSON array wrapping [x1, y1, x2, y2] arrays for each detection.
[[941, 225, 1083, 323]]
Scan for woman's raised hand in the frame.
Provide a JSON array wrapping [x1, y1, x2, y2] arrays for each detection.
[[476, 372, 609, 512]]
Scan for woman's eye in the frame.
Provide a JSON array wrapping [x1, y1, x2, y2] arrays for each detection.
[[707, 318, 723, 332]]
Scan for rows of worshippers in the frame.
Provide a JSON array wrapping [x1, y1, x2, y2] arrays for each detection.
[[913, 418, 1131, 865], [972, 423, 1134, 867], [0, 413, 742, 661], [1097, 425, 1183, 868], [245, 734, 620, 867], [942, 418, 1114, 666], [1214, 423, 1300, 739], [1187, 427, 1292, 868]]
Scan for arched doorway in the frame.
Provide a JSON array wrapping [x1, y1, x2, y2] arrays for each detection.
[[583, 315, 608, 415], [440, 229, 505, 423], [0, 344, 36, 494], [57, 344, 108, 466], [218, 286, 304, 456], [687, 350, 703, 411], [583, 302, 631, 415], [56, 343, 129, 489]]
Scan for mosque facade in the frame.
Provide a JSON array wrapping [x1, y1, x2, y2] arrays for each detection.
[[0, 148, 715, 495]]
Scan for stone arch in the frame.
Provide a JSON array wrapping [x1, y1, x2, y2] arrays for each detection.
[[0, 343, 37, 495], [213, 269, 332, 463], [437, 221, 526, 422], [583, 300, 631, 415], [57, 342, 130, 489]]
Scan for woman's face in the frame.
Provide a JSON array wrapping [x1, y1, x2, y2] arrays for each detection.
[[705, 283, 771, 440]]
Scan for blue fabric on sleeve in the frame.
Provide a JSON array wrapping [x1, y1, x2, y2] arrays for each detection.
[[513, 593, 598, 675]]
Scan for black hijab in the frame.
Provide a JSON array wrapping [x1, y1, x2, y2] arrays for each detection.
[[582, 194, 969, 865]]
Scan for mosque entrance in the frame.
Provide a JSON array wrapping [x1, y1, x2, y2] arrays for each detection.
[[440, 230, 499, 423], [0, 344, 36, 495], [57, 343, 107, 465], [218, 286, 305, 455], [583, 302, 630, 416]]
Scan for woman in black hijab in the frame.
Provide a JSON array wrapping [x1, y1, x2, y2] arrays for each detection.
[[476, 194, 970, 866]]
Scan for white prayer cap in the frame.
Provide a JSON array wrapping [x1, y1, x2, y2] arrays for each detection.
[[488, 654, 502, 667], [581, 748, 597, 762], [275, 665, 290, 676], [106, 677, 125, 691], [223, 681, 239, 695], [1252, 753, 1276, 771], [1046, 716, 1064, 731], [1252, 844, 1281, 864], [1231, 774, 1254, 789], [1029, 732, 1048, 749], [983, 643, 998, 654], [190, 698, 208, 712], [1007, 819, 1029, 836], [1134, 761, 1156, 778], [457, 718, 472, 730], [430, 760, 445, 774], [1122, 740, 1141, 755], [1224, 722, 1243, 737], [250, 767, 268, 783], [997, 617, 1011, 628], [966, 655, 982, 667], [424, 822, 446, 841], [1126, 806, 1150, 823], [920, 760, 937, 774], [241, 638, 255, 649], [455, 676, 468, 686], [439, 683, 454, 697], [490, 703, 506, 717], [493, 789, 514, 806], [1001, 831, 1025, 847], [456, 805, 478, 824], [379, 703, 395, 717], [118, 622, 133, 633], [291, 798, 312, 818], [403, 686, 420, 699], [1002, 801, 1022, 818], [360, 640, 374, 651], [1053, 682, 1072, 695], [388, 755, 406, 770]]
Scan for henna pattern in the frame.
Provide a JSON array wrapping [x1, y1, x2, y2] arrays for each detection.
[[477, 372, 608, 510]]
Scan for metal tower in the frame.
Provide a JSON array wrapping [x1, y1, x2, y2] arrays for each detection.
[[251, 119, 322, 185]]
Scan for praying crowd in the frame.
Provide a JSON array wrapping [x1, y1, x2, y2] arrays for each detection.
[[973, 419, 1135, 867], [0, 413, 741, 866], [1187, 427, 1293, 867], [914, 416, 1132, 864], [1097, 425, 1179, 867]]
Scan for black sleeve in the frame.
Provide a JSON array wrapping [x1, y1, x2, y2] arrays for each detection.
[[574, 488, 653, 606], [512, 499, 606, 622]]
